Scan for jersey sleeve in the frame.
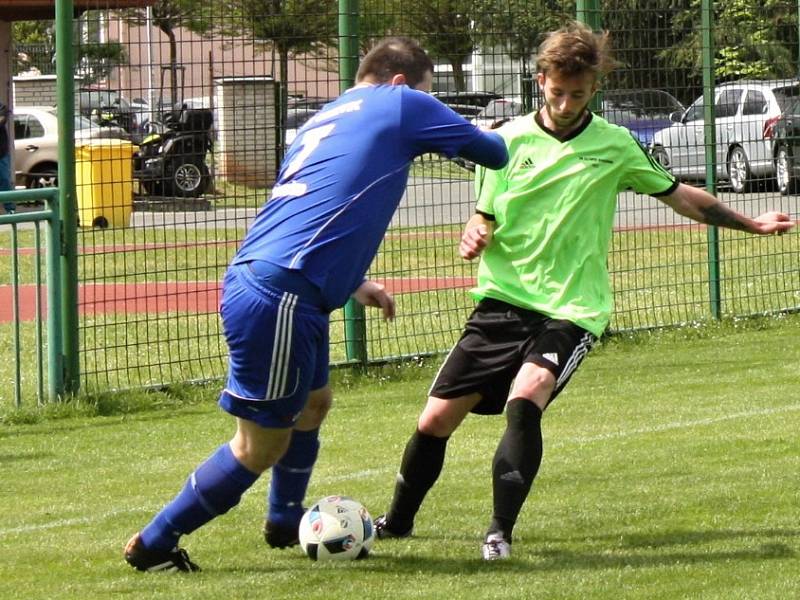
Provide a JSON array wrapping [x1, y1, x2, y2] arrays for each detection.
[[401, 88, 484, 158], [618, 132, 678, 196]]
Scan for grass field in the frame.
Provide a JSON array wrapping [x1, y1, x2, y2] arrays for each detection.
[[1, 317, 798, 599]]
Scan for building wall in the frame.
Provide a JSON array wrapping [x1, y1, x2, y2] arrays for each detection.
[[104, 18, 340, 106], [12, 74, 59, 106]]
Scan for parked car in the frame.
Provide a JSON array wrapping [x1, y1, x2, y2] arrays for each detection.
[[601, 89, 684, 145], [285, 106, 320, 146], [287, 96, 332, 111], [13, 106, 129, 188], [433, 90, 502, 118], [650, 79, 800, 192], [767, 97, 800, 194], [471, 98, 527, 129], [77, 88, 139, 135]]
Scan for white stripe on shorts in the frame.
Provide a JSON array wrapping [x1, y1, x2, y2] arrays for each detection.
[[555, 331, 595, 390], [266, 292, 298, 400]]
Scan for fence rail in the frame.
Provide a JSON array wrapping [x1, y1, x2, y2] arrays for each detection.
[[0, 188, 62, 407]]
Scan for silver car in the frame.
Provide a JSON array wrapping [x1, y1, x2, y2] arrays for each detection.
[[650, 79, 800, 192], [13, 106, 129, 188]]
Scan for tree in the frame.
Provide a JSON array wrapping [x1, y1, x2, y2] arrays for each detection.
[[473, 0, 570, 73], [210, 1, 337, 93], [643, 0, 797, 92], [12, 20, 54, 75], [120, 1, 214, 105], [394, 0, 478, 91]]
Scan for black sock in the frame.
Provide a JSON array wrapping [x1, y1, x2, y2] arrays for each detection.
[[488, 398, 543, 541], [386, 429, 449, 530]]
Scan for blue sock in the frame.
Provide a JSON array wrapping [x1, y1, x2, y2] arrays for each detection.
[[140, 443, 260, 550], [268, 428, 320, 527]]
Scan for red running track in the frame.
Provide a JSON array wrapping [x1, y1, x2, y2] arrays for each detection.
[[0, 277, 476, 323]]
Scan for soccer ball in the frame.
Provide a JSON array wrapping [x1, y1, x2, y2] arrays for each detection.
[[298, 495, 375, 561]]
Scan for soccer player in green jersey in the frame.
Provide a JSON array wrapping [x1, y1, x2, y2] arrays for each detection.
[[374, 21, 795, 560]]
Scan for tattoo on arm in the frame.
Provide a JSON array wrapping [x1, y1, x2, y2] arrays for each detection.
[[699, 203, 750, 232]]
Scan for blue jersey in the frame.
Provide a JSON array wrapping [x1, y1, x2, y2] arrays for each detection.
[[232, 84, 486, 310]]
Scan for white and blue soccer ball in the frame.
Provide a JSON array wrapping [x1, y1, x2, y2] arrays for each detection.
[[298, 495, 375, 561]]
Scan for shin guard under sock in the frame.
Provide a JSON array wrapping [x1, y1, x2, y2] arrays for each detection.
[[488, 398, 543, 540], [268, 428, 320, 527], [386, 429, 449, 530], [140, 443, 260, 550]]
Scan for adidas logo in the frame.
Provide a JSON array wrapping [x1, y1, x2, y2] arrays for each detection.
[[542, 352, 559, 365], [499, 470, 525, 484], [519, 157, 536, 169]]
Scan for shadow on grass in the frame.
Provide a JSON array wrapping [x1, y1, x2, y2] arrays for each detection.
[[214, 528, 796, 576]]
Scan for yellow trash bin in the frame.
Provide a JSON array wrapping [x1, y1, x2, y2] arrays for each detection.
[[75, 139, 136, 228]]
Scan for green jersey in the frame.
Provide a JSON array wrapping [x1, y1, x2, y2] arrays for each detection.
[[473, 111, 677, 336]]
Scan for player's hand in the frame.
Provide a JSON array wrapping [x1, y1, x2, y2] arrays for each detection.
[[751, 212, 795, 235], [460, 224, 490, 260], [352, 280, 396, 321]]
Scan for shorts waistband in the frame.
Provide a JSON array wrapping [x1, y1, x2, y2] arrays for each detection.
[[244, 260, 326, 309]]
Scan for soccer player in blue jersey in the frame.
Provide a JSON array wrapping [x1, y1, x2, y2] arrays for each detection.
[[124, 36, 508, 572]]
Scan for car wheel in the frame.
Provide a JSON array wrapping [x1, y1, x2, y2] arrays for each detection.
[[775, 144, 797, 195], [167, 161, 210, 198], [28, 166, 58, 189], [728, 146, 752, 193], [651, 146, 671, 171]]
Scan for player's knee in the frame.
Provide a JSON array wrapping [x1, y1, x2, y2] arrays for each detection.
[[512, 363, 556, 400], [417, 409, 456, 438], [296, 386, 333, 429], [237, 442, 287, 473], [231, 425, 292, 473]]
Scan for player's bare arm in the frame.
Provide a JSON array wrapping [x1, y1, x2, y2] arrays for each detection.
[[460, 213, 495, 260], [352, 280, 396, 321], [659, 182, 795, 235]]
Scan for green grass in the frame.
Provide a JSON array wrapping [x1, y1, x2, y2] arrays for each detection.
[[1, 319, 798, 599]]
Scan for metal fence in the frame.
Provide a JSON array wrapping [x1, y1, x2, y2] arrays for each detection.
[[2, 0, 800, 405], [0, 188, 62, 407]]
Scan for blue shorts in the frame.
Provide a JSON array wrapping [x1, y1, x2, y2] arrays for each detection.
[[218, 262, 329, 428]]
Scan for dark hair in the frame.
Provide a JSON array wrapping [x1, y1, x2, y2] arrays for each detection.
[[356, 37, 433, 88], [536, 21, 616, 79]]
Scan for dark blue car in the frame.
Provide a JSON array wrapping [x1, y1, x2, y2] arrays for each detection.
[[601, 89, 685, 146]]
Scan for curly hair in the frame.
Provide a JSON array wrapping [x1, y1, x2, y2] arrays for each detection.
[[536, 21, 617, 79]]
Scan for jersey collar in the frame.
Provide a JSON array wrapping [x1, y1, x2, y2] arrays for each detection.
[[534, 109, 593, 142]]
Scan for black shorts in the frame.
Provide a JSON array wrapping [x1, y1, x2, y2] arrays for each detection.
[[429, 298, 597, 415]]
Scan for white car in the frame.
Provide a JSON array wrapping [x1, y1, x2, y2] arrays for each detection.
[[471, 98, 526, 129], [650, 79, 800, 192], [13, 106, 129, 188]]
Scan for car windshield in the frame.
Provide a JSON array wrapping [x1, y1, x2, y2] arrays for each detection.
[[478, 100, 524, 119]]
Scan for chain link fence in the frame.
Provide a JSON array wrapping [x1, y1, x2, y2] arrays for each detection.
[[3, 1, 800, 401]]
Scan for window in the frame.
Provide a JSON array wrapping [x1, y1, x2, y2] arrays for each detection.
[[715, 89, 742, 118], [742, 90, 767, 116], [683, 97, 705, 122], [13, 115, 44, 139]]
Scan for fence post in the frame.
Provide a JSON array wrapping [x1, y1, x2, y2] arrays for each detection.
[[55, 0, 80, 392], [701, 0, 721, 319], [576, 0, 602, 113], [338, 0, 368, 366]]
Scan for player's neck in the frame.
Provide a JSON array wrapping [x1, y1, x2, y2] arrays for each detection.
[[537, 107, 590, 139]]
